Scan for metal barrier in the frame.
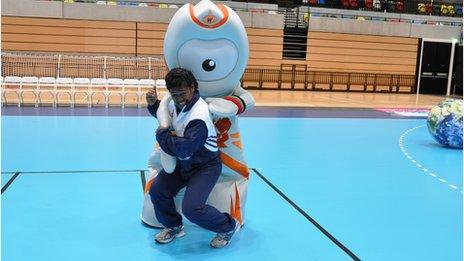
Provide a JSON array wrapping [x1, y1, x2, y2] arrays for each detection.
[[1, 52, 416, 109], [2, 52, 165, 80], [1, 78, 168, 108], [241, 68, 415, 93]]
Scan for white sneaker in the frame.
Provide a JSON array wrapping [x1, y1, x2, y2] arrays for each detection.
[[210, 219, 241, 248], [155, 225, 185, 244]]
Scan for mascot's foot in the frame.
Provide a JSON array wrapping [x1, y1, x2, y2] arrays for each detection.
[[140, 214, 164, 229], [155, 225, 186, 244], [210, 219, 241, 248], [141, 219, 163, 229]]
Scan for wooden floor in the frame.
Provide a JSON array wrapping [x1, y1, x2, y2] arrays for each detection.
[[1, 88, 456, 109], [249, 90, 453, 109]]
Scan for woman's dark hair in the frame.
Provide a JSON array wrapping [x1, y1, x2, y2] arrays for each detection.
[[165, 68, 198, 91]]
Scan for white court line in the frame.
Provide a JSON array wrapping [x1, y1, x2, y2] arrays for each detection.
[[399, 125, 461, 193]]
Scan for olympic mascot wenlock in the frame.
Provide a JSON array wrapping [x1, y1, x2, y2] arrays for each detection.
[[141, 0, 254, 228]]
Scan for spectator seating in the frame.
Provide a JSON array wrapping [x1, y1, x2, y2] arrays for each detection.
[[440, 5, 456, 16], [19, 76, 39, 107], [456, 5, 463, 16], [139, 79, 156, 109], [395, 0, 404, 13], [73, 78, 91, 107], [425, 2, 433, 14], [342, 0, 349, 8], [122, 79, 140, 108], [417, 3, 426, 14], [373, 0, 381, 11], [342, 0, 359, 9], [387, 0, 396, 12], [365, 0, 374, 10], [309, 0, 318, 5], [38, 77, 56, 106], [1, 76, 167, 108], [56, 78, 74, 106], [448, 5, 455, 16], [90, 78, 108, 107], [56, 0, 462, 17], [350, 0, 359, 9], [107, 78, 124, 107], [2, 76, 22, 107]]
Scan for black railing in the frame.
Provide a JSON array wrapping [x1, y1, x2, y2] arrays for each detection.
[[241, 68, 416, 93]]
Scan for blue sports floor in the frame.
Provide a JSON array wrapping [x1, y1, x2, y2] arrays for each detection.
[[1, 107, 462, 260]]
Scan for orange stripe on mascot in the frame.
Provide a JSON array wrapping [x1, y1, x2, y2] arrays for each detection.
[[141, 0, 254, 228]]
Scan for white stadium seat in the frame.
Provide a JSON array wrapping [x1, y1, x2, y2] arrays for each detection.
[[107, 78, 124, 86], [106, 78, 124, 107], [90, 78, 108, 107], [73, 78, 91, 107], [123, 79, 139, 86], [2, 76, 22, 107], [56, 77, 73, 85], [139, 79, 155, 87], [55, 78, 74, 107], [90, 78, 107, 85], [4, 76, 22, 84], [21, 76, 39, 84], [39, 77, 56, 84], [155, 79, 166, 88], [20, 76, 40, 107], [38, 77, 57, 106], [122, 79, 140, 107], [73, 78, 90, 85]]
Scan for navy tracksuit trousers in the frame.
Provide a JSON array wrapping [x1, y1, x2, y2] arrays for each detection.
[[149, 163, 236, 233]]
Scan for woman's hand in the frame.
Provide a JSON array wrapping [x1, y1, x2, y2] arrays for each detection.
[[146, 89, 158, 106]]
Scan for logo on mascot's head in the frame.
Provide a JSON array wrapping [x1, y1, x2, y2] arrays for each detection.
[[188, 3, 229, 29], [203, 11, 217, 25]]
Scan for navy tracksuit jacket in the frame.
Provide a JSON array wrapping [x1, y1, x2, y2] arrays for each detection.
[[147, 92, 235, 233]]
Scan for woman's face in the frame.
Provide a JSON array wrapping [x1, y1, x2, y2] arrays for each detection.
[[169, 84, 195, 109]]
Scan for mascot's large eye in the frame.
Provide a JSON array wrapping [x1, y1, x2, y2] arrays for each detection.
[[202, 59, 216, 72], [177, 39, 238, 82]]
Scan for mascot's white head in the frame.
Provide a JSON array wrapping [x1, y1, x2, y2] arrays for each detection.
[[163, 0, 249, 97]]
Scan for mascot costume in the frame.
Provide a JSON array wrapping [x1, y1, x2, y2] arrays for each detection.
[[141, 0, 255, 228]]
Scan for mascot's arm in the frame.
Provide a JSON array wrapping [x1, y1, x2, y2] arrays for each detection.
[[205, 85, 255, 118], [231, 85, 255, 112], [156, 94, 176, 173]]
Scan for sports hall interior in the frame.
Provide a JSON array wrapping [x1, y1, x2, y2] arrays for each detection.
[[1, 1, 463, 261], [1, 0, 462, 108]]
